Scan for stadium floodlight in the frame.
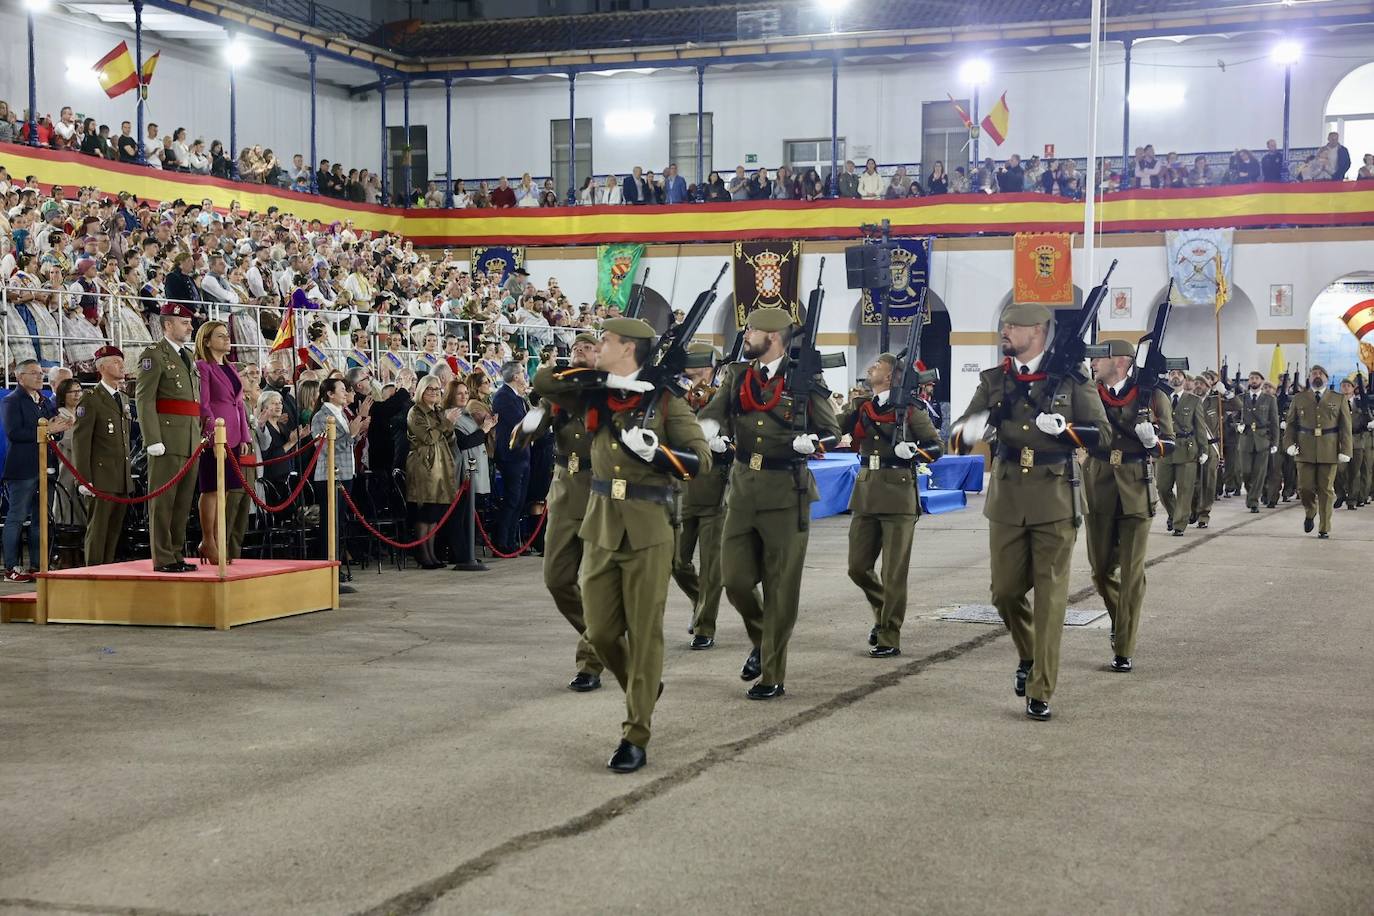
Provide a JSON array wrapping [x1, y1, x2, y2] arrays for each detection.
[[1271, 41, 1302, 66], [959, 58, 991, 86], [817, 0, 850, 12], [224, 36, 251, 68], [23, 0, 51, 11]]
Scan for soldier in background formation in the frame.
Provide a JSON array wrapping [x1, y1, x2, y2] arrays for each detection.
[[1191, 372, 1223, 527], [1156, 369, 1210, 536], [1231, 371, 1281, 514], [1283, 365, 1352, 538], [1335, 375, 1373, 509]]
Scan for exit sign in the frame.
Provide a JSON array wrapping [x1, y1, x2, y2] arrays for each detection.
[[745, 153, 758, 164]]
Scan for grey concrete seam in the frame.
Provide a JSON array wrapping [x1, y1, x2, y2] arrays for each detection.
[[0, 896, 204, 916]]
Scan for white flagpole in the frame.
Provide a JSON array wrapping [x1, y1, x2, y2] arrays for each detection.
[[1083, 0, 1104, 286]]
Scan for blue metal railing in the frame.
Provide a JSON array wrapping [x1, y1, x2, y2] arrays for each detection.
[[233, 0, 380, 44]]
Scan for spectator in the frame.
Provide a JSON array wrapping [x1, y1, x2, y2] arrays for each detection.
[[704, 170, 729, 201], [975, 157, 997, 193], [51, 107, 77, 150], [3, 360, 71, 582], [187, 139, 210, 175], [1134, 145, 1164, 189], [858, 158, 884, 199], [1261, 139, 1284, 182], [79, 118, 105, 158], [1022, 156, 1043, 191], [171, 128, 192, 170], [836, 159, 860, 198], [642, 170, 665, 204], [596, 174, 622, 205], [515, 173, 539, 207], [165, 252, 202, 309], [1188, 155, 1213, 188], [1323, 131, 1351, 180], [1358, 153, 1374, 181], [255, 389, 300, 495], [289, 154, 312, 193], [405, 374, 458, 569], [728, 166, 751, 201], [1057, 160, 1080, 197], [622, 166, 650, 205], [663, 163, 688, 204], [490, 360, 531, 555], [210, 140, 233, 179], [424, 181, 444, 208], [0, 100, 17, 143], [926, 161, 948, 195], [444, 377, 496, 571], [576, 176, 596, 205], [996, 154, 1025, 192], [490, 176, 516, 208], [884, 166, 909, 199], [1039, 159, 1058, 193], [799, 168, 825, 201], [1161, 151, 1186, 188], [748, 168, 773, 200], [311, 377, 367, 593], [1233, 149, 1261, 183], [773, 166, 796, 200]]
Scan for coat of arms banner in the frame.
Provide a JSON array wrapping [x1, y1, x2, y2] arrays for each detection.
[[595, 243, 645, 310], [733, 240, 801, 328], [1012, 233, 1073, 306], [860, 236, 933, 325]]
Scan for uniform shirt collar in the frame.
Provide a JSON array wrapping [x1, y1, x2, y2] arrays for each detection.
[[760, 355, 784, 379], [874, 389, 890, 406], [101, 381, 121, 398], [1110, 378, 1129, 397], [163, 335, 188, 352], [1017, 351, 1045, 375]]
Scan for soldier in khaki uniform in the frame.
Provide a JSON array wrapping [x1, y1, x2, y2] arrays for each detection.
[[1232, 371, 1281, 512], [134, 302, 202, 572], [698, 307, 840, 700], [1083, 340, 1175, 674], [1155, 369, 1210, 536], [950, 303, 1111, 720], [1334, 376, 1370, 510], [1283, 365, 1353, 538], [521, 332, 604, 691], [672, 343, 730, 650], [72, 346, 134, 566], [837, 353, 942, 657], [1191, 373, 1222, 526], [532, 317, 709, 773]]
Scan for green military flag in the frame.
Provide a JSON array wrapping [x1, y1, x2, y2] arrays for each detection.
[[596, 243, 645, 311]]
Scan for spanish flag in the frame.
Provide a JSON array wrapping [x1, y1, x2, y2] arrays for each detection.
[[1342, 298, 1374, 341], [270, 304, 295, 353], [140, 50, 161, 87], [947, 94, 973, 130], [980, 92, 1010, 146], [93, 41, 139, 99]]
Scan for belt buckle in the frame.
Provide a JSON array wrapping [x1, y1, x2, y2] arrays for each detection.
[[1020, 447, 1035, 469], [1110, 449, 1122, 467], [1315, 426, 1323, 437], [568, 453, 579, 474], [610, 478, 627, 500], [749, 453, 763, 471], [869, 454, 881, 471]]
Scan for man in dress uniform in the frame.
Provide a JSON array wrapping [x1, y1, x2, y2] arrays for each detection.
[[134, 302, 201, 572], [73, 346, 134, 565], [1191, 373, 1222, 526], [532, 317, 709, 773], [1334, 376, 1370, 510], [521, 332, 604, 692], [1284, 365, 1352, 538], [1083, 340, 1174, 674], [837, 353, 942, 658], [1155, 369, 1210, 536], [672, 343, 730, 651], [1233, 371, 1281, 513], [698, 306, 840, 700], [949, 302, 1110, 720], [1220, 375, 1244, 498]]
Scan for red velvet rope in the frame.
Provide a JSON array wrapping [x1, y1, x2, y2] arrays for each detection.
[[48, 439, 208, 505], [474, 504, 548, 559], [226, 442, 324, 513], [339, 479, 471, 549]]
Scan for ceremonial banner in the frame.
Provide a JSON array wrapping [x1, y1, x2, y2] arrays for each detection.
[[733, 240, 801, 328], [860, 237, 933, 325], [471, 246, 524, 285], [1165, 228, 1235, 306], [1012, 233, 1073, 305], [595, 243, 644, 310], [93, 42, 139, 99], [980, 92, 1010, 146], [1341, 298, 1374, 341]]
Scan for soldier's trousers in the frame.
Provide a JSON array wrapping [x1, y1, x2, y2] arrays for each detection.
[[672, 511, 725, 638], [1363, 447, 1374, 501], [1238, 447, 1270, 508], [721, 505, 809, 685], [83, 497, 127, 566], [1263, 448, 1284, 505], [847, 511, 916, 649], [1297, 461, 1338, 534], [1155, 461, 1197, 531], [1336, 448, 1366, 506], [1085, 507, 1151, 659], [543, 512, 602, 676], [1282, 453, 1298, 499], [1223, 438, 1243, 493], [1194, 450, 1218, 523], [148, 450, 198, 566], [579, 538, 672, 747], [988, 518, 1076, 702]]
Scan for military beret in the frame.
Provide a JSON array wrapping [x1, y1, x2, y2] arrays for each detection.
[[573, 332, 600, 347], [1310, 364, 1329, 378], [159, 301, 196, 319], [1340, 376, 1356, 387], [1000, 302, 1053, 326], [1101, 338, 1135, 357], [745, 307, 794, 332], [601, 317, 656, 340], [876, 352, 899, 368], [1247, 370, 1265, 379], [93, 345, 124, 362], [75, 258, 96, 274], [687, 341, 720, 358]]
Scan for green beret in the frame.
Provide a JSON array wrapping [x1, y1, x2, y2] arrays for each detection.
[[1000, 302, 1053, 327], [745, 307, 794, 332], [1101, 338, 1135, 357], [601, 317, 656, 340], [687, 341, 720, 358], [572, 332, 600, 346]]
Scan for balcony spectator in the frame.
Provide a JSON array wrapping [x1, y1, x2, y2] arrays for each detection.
[[453, 179, 472, 207], [170, 128, 191, 170], [906, 179, 923, 198], [1358, 154, 1374, 181], [704, 170, 729, 201], [347, 169, 367, 203], [596, 174, 622, 205], [471, 180, 491, 207], [975, 157, 997, 193], [728, 166, 751, 201], [949, 166, 970, 193], [76, 118, 101, 158], [1187, 155, 1213, 187], [748, 168, 773, 200], [858, 158, 884, 199], [576, 176, 596, 205], [1022, 156, 1043, 191], [206, 141, 230, 179], [883, 165, 909, 199], [316, 159, 336, 196], [1057, 160, 1080, 197], [799, 168, 824, 201], [188, 140, 211, 175], [663, 163, 688, 204], [926, 161, 948, 195], [1133, 146, 1164, 189], [490, 176, 516, 208], [0, 102, 19, 144], [262, 149, 284, 186], [642, 170, 664, 204], [51, 107, 77, 150], [996, 154, 1025, 192], [622, 166, 650, 205], [1161, 152, 1186, 188], [773, 166, 796, 200], [539, 188, 559, 207], [1233, 149, 1260, 183], [1295, 151, 1332, 182], [836, 159, 860, 198], [1323, 131, 1351, 180], [515, 173, 539, 207], [422, 180, 443, 208], [1261, 139, 1284, 183], [1039, 160, 1058, 193]]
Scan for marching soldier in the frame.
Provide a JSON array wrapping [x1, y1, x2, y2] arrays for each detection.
[[532, 317, 709, 773], [1084, 340, 1174, 674], [72, 346, 133, 566], [672, 343, 730, 650], [1233, 371, 1281, 513], [949, 303, 1110, 721], [1283, 365, 1353, 538], [1334, 376, 1369, 510], [1220, 375, 1244, 497], [698, 307, 840, 700], [1191, 372, 1222, 526], [134, 302, 202, 572], [522, 332, 604, 692], [1156, 369, 1209, 536], [838, 353, 942, 658]]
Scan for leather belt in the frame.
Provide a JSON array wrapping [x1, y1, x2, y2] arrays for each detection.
[[1088, 449, 1150, 465], [554, 453, 589, 474], [1297, 425, 1340, 436], [996, 445, 1073, 466], [859, 453, 914, 471], [734, 451, 807, 472], [1174, 430, 1195, 438], [155, 398, 200, 417], [590, 477, 675, 505]]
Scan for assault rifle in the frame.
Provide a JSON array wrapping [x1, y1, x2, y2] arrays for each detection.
[[1277, 364, 1293, 415], [889, 287, 942, 458], [623, 266, 649, 320], [639, 262, 728, 410], [784, 258, 845, 530], [1133, 279, 1190, 398], [1036, 259, 1117, 415]]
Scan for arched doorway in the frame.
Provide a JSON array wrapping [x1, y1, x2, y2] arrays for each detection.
[[1143, 284, 1261, 376], [1325, 62, 1374, 178], [1307, 274, 1374, 382]]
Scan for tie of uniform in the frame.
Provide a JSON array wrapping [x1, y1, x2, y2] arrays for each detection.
[[760, 365, 770, 382], [1173, 393, 1180, 411], [1019, 364, 1030, 376]]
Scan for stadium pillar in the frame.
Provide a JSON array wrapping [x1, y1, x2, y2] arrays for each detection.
[[229, 63, 238, 179], [444, 77, 454, 207], [568, 71, 577, 201], [830, 54, 839, 197], [696, 65, 705, 198], [26, 3, 38, 148], [972, 85, 980, 172], [308, 49, 318, 194], [379, 75, 389, 206], [1122, 38, 1132, 187], [134, 0, 146, 163], [1282, 64, 1292, 178], [402, 78, 412, 208]]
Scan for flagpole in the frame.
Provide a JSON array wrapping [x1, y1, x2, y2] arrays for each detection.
[[133, 0, 146, 164], [1082, 0, 1104, 285]]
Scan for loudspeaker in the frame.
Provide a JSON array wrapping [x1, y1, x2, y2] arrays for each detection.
[[844, 244, 892, 290]]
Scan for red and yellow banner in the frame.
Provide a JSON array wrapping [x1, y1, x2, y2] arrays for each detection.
[[1343, 299, 1374, 341], [1013, 232, 1073, 305], [7, 144, 1374, 248], [93, 42, 139, 99]]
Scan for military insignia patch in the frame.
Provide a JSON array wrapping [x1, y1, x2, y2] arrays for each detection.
[[76, 406, 85, 417], [141, 358, 153, 371]]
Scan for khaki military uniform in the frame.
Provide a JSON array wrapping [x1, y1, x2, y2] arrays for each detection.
[[533, 369, 709, 748], [1336, 395, 1371, 507], [1084, 385, 1174, 660], [71, 383, 134, 565], [1194, 392, 1222, 523], [1234, 389, 1280, 509], [955, 360, 1111, 703], [1283, 388, 1353, 535], [1221, 395, 1243, 495], [672, 386, 729, 639], [837, 392, 940, 651], [1156, 389, 1209, 532], [134, 338, 202, 567], [699, 356, 840, 686]]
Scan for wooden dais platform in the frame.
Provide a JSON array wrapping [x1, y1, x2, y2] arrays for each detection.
[[0, 559, 339, 629]]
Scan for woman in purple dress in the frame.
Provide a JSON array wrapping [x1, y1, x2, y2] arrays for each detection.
[[194, 320, 253, 564]]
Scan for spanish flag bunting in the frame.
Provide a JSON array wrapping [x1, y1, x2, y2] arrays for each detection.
[[947, 93, 973, 130], [1342, 298, 1374, 341], [92, 41, 139, 99], [270, 304, 295, 353], [141, 50, 161, 87], [980, 92, 1010, 146]]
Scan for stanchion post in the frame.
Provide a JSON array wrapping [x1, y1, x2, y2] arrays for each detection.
[[327, 416, 338, 610], [36, 418, 49, 625], [213, 419, 229, 629]]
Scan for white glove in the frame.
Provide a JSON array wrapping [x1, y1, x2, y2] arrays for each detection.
[[955, 411, 989, 447], [520, 407, 545, 433], [79, 485, 93, 497], [1280, 421, 1287, 430], [1212, 381, 1225, 394], [708, 435, 730, 454], [1035, 412, 1067, 436], [1236, 423, 1246, 434], [1286, 444, 1299, 457], [1367, 420, 1374, 431], [605, 374, 653, 393], [1338, 453, 1351, 464], [894, 441, 919, 460], [1199, 452, 1209, 465], [1269, 446, 1277, 454], [1134, 421, 1158, 449], [620, 426, 659, 461], [699, 418, 721, 440], [146, 442, 166, 457], [792, 434, 818, 455]]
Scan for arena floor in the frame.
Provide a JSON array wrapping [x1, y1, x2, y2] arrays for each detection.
[[2, 494, 1371, 915]]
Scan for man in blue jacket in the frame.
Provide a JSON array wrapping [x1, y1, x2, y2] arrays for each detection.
[[663, 164, 688, 204], [2, 360, 72, 582], [492, 361, 532, 555]]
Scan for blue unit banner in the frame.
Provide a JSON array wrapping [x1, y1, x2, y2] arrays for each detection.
[[860, 236, 933, 325], [470, 245, 525, 286]]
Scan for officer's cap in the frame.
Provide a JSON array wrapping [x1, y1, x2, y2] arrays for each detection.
[[687, 341, 720, 358], [1000, 302, 1053, 327], [159, 302, 195, 319], [572, 332, 600, 347], [745, 307, 794, 333], [601, 317, 656, 340], [93, 345, 124, 362]]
